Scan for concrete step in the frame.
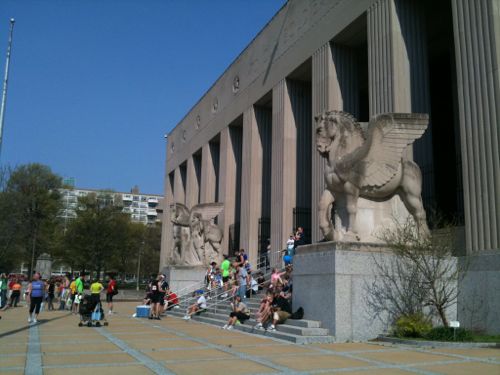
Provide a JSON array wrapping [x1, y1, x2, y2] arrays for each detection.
[[212, 306, 321, 328], [167, 310, 334, 344], [199, 311, 329, 336]]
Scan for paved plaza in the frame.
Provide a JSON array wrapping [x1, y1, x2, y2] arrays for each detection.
[[0, 302, 499, 375]]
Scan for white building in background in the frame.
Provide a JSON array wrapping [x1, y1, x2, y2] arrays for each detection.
[[59, 185, 164, 226]]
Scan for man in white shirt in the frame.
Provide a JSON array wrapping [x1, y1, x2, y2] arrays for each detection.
[[183, 290, 207, 320]]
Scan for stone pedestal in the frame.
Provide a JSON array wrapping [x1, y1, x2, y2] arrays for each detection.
[[35, 253, 52, 280], [458, 252, 500, 335], [293, 242, 457, 342], [161, 265, 206, 294]]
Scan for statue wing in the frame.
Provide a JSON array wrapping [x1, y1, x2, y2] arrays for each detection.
[[170, 202, 191, 226], [343, 113, 429, 189], [190, 203, 224, 222]]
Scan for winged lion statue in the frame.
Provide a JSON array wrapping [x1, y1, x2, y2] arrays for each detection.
[[170, 202, 224, 265], [315, 111, 430, 241]]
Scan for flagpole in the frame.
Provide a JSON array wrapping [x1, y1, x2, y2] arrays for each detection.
[[0, 18, 15, 160]]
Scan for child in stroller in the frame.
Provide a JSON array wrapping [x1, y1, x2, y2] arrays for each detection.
[[78, 294, 108, 327]]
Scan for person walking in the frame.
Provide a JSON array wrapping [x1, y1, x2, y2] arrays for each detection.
[[27, 273, 45, 324], [106, 275, 117, 315]]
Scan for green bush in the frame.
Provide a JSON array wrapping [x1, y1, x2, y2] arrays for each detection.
[[393, 314, 432, 338], [425, 326, 473, 342]]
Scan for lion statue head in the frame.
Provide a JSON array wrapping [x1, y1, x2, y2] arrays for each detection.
[[314, 111, 365, 158]]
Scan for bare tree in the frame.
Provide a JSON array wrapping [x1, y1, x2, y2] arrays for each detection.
[[367, 218, 464, 327], [366, 250, 427, 325]]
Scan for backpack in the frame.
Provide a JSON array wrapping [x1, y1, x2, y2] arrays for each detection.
[[290, 307, 304, 320]]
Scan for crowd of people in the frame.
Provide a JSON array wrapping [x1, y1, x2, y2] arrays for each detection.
[[0, 227, 306, 326], [0, 272, 119, 323], [176, 245, 301, 333]]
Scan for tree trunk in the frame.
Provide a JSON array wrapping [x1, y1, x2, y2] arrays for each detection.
[[437, 305, 449, 327]]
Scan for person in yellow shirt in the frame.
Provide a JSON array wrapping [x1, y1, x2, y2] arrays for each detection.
[[90, 278, 104, 306], [69, 279, 78, 314]]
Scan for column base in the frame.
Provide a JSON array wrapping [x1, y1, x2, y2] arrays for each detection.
[[161, 265, 207, 294]]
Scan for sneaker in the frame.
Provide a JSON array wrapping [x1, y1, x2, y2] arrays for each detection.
[[108, 311, 112, 315], [227, 325, 234, 330], [182, 315, 190, 320], [254, 323, 264, 330], [155, 316, 161, 320], [222, 324, 228, 330], [148, 316, 153, 320], [33, 318, 38, 324], [28, 317, 32, 323], [267, 324, 276, 332]]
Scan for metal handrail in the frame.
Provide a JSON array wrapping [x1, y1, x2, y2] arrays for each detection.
[[183, 268, 276, 317], [173, 255, 271, 302]]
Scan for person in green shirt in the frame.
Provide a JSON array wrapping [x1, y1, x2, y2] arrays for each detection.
[[0, 273, 8, 309], [220, 254, 230, 298], [75, 274, 85, 295]]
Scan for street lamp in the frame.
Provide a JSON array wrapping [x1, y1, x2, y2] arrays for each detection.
[[0, 18, 15, 160]]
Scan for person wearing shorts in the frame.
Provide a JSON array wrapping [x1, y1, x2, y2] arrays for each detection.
[[222, 295, 250, 330], [149, 275, 163, 320], [158, 275, 169, 315], [106, 275, 117, 314], [28, 273, 45, 324]]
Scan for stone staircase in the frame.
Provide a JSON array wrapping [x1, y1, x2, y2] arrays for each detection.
[[168, 291, 335, 344]]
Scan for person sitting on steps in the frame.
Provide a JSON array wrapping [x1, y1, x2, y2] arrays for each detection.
[[183, 290, 207, 320], [254, 292, 274, 330], [222, 295, 250, 330]]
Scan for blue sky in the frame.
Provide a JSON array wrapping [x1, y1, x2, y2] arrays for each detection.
[[0, 0, 286, 195]]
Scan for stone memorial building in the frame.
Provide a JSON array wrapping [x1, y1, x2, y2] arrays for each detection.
[[161, 0, 500, 334]]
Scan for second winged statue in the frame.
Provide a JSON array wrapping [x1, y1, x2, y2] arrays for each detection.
[[170, 202, 224, 266]]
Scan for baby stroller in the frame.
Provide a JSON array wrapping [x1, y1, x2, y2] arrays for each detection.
[[78, 294, 108, 327]]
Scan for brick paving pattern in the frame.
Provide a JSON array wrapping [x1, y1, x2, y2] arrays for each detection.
[[1, 302, 498, 375]]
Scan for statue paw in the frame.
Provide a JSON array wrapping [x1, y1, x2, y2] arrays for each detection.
[[344, 231, 360, 242]]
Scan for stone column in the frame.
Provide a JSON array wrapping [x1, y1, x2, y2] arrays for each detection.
[[311, 42, 359, 242], [367, 0, 434, 208], [312, 43, 335, 243], [200, 143, 217, 203], [173, 167, 185, 204], [271, 79, 296, 266], [159, 142, 174, 272], [451, 0, 500, 252], [218, 126, 238, 255], [185, 156, 200, 208], [240, 106, 263, 267]]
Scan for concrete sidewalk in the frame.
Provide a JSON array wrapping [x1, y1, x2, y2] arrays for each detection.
[[0, 302, 499, 374]]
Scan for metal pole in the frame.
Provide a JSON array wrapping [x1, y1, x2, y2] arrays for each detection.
[[0, 19, 15, 160], [136, 240, 144, 292]]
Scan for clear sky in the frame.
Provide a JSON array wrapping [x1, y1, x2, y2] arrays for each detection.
[[0, 0, 286, 195]]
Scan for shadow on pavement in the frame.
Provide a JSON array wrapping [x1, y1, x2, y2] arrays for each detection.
[[0, 312, 73, 339]]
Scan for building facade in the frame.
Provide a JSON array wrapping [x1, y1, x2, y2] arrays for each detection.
[[161, 0, 500, 332], [60, 187, 164, 226]]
